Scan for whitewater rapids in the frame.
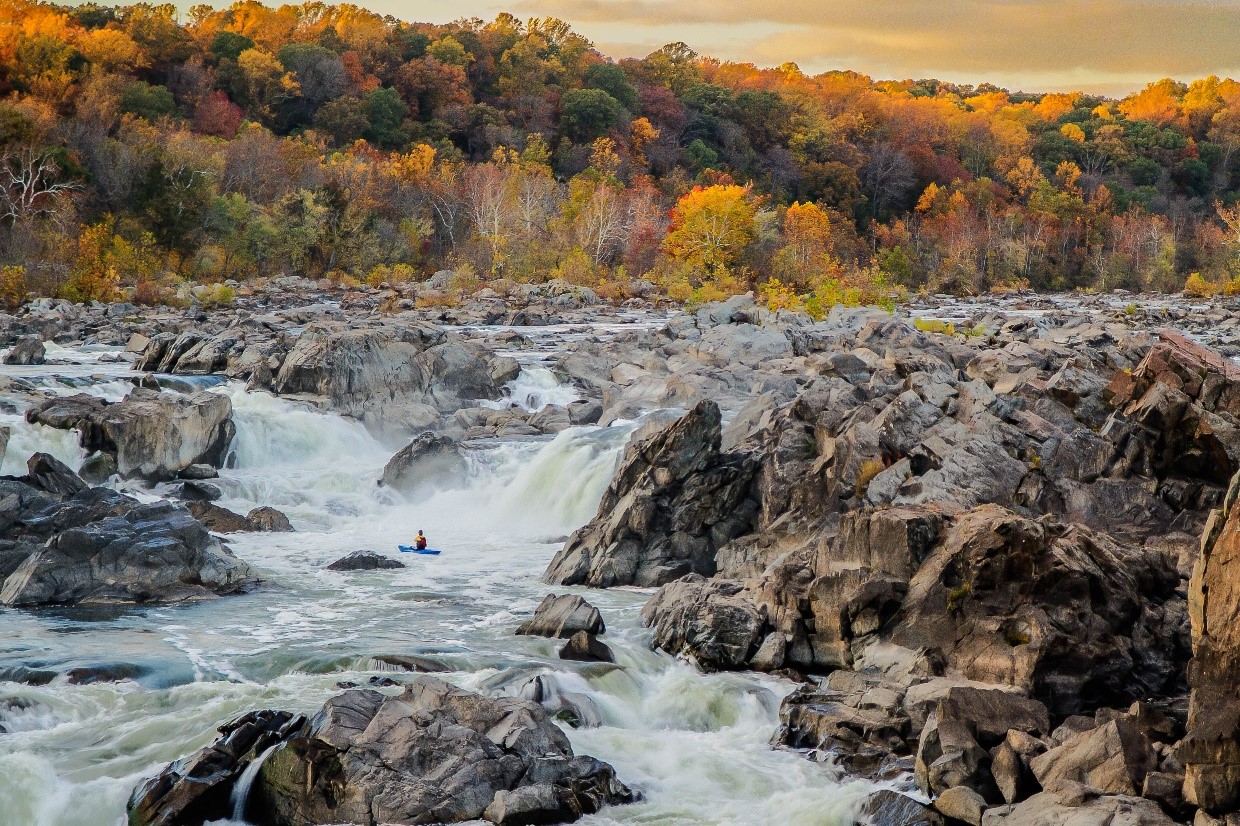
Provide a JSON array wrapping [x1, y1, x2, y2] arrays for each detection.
[[0, 355, 879, 825]]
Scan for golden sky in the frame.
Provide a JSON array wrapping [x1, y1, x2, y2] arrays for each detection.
[[213, 0, 1240, 95]]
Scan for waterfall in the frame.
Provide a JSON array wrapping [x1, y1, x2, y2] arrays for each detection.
[[482, 366, 581, 412], [229, 743, 280, 823]]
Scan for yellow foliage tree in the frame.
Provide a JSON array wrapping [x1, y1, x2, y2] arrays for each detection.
[[662, 184, 758, 273]]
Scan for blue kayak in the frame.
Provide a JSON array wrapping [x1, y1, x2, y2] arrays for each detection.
[[398, 545, 441, 555]]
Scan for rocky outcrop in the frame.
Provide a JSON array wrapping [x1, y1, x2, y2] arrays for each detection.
[[516, 594, 605, 639], [26, 389, 234, 482], [129, 677, 634, 826], [543, 400, 759, 587], [0, 477, 256, 606], [379, 431, 468, 495], [641, 575, 765, 670], [1180, 470, 1240, 817]]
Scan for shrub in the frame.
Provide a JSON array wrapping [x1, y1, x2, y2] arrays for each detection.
[[0, 266, 27, 311], [855, 457, 886, 497], [914, 318, 957, 336], [1184, 272, 1218, 297]]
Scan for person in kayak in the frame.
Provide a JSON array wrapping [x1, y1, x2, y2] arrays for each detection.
[[415, 530, 427, 551]]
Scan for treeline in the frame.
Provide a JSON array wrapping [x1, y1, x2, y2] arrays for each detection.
[[2, 1, 1240, 311]]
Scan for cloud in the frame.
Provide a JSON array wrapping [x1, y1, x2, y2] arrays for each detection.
[[504, 0, 1240, 94]]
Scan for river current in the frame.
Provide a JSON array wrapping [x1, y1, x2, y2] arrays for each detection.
[[0, 341, 879, 825]]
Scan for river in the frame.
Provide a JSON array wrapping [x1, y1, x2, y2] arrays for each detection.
[[0, 342, 880, 825]]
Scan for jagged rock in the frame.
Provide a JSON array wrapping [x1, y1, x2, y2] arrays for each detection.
[[26, 390, 234, 482], [979, 779, 1178, 825], [544, 401, 759, 587], [516, 594, 605, 639], [250, 678, 634, 825], [558, 631, 614, 663], [1180, 470, 1240, 816], [187, 502, 293, 533], [326, 551, 404, 571], [0, 483, 256, 606], [1029, 717, 1157, 796], [4, 335, 45, 365], [379, 431, 468, 495], [127, 710, 306, 826], [916, 686, 1050, 800], [641, 575, 765, 670], [78, 450, 118, 484], [25, 452, 86, 496]]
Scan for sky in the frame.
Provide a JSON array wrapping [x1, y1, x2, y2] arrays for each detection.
[[197, 0, 1240, 96]]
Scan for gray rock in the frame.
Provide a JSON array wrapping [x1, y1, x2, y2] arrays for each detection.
[[857, 790, 945, 826], [516, 594, 605, 639], [327, 551, 404, 572], [380, 432, 468, 495], [4, 335, 44, 365], [641, 575, 764, 670], [558, 631, 614, 663]]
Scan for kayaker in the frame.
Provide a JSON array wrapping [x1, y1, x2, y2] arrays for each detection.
[[415, 530, 427, 551]]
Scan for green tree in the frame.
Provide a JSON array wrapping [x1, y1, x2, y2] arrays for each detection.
[[560, 89, 621, 142]]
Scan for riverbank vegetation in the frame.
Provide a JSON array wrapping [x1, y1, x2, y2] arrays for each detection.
[[2, 2, 1240, 313]]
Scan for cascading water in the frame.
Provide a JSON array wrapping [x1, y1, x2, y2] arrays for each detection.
[[0, 347, 876, 826]]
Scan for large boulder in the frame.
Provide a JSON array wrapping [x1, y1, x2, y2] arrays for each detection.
[[1029, 717, 1157, 796], [516, 594, 605, 639], [26, 389, 234, 482], [326, 551, 404, 571], [4, 335, 45, 365], [0, 481, 256, 606], [544, 401, 759, 587], [979, 779, 1178, 825], [380, 432, 468, 495], [641, 575, 765, 670], [251, 678, 633, 825], [1180, 470, 1240, 816]]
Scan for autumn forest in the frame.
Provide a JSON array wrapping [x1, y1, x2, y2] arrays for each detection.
[[2, 0, 1240, 312]]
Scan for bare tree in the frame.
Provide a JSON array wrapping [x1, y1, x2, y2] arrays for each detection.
[[861, 142, 915, 219], [0, 146, 80, 225]]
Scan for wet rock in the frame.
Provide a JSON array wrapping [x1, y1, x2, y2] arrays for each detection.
[[78, 450, 117, 484], [379, 431, 468, 495], [251, 677, 634, 825], [65, 663, 147, 684], [369, 654, 451, 673], [246, 506, 292, 532], [544, 401, 759, 587], [4, 335, 45, 365], [641, 575, 764, 670], [127, 710, 306, 826], [558, 631, 614, 663], [172, 480, 222, 502], [0, 482, 256, 606], [179, 464, 219, 480], [326, 551, 404, 571], [516, 594, 605, 639]]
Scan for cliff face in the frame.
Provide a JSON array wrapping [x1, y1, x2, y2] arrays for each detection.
[[1181, 472, 1240, 818]]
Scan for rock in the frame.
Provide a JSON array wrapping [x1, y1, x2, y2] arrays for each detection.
[[246, 506, 292, 532], [857, 790, 946, 825], [249, 678, 634, 825], [127, 710, 306, 826], [379, 431, 468, 495], [1180, 470, 1240, 816], [124, 332, 150, 353], [25, 452, 86, 496], [641, 575, 765, 670], [26, 390, 234, 482], [179, 463, 219, 480], [544, 401, 759, 587], [558, 631, 614, 663], [326, 551, 404, 571], [78, 451, 118, 484], [1, 484, 256, 606], [173, 480, 222, 502], [916, 686, 1050, 800], [516, 594, 605, 639], [935, 786, 987, 825], [4, 335, 45, 365], [1029, 717, 1157, 796], [979, 779, 1178, 825]]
